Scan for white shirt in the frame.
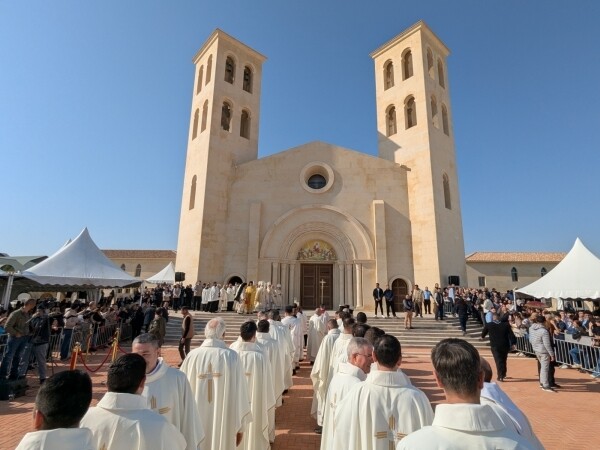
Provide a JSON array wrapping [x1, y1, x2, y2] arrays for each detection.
[[397, 403, 537, 450]]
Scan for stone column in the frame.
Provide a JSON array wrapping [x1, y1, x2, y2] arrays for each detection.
[[272, 262, 279, 286], [338, 263, 345, 308], [281, 263, 288, 304], [289, 263, 296, 305], [345, 263, 353, 308], [355, 263, 363, 308]]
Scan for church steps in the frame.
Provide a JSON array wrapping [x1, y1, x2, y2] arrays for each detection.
[[161, 311, 488, 349]]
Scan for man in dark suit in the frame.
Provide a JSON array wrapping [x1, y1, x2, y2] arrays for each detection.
[[372, 283, 384, 318], [481, 312, 516, 381]]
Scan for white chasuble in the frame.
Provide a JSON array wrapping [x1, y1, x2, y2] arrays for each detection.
[[256, 331, 285, 406], [320, 362, 366, 450], [327, 333, 353, 386], [180, 339, 252, 450], [268, 319, 294, 389], [333, 370, 433, 450], [142, 357, 205, 450], [397, 403, 538, 450], [309, 328, 341, 425], [307, 314, 326, 362], [80, 392, 186, 450], [281, 315, 303, 364], [231, 342, 277, 450], [16, 428, 95, 450]]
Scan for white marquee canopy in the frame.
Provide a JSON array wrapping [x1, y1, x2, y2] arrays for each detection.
[[146, 261, 176, 284], [516, 238, 600, 299], [21, 228, 140, 288]]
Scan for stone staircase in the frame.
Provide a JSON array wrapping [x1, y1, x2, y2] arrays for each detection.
[[164, 310, 488, 349]]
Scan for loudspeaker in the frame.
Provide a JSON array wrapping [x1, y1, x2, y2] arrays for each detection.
[[448, 276, 460, 286], [175, 272, 186, 282]]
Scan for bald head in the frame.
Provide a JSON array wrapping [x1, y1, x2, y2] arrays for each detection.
[[205, 317, 226, 340]]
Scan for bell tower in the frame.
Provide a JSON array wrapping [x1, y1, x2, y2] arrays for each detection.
[[176, 29, 266, 281], [371, 21, 466, 287]]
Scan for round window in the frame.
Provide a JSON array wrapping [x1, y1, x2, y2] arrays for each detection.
[[307, 174, 327, 190]]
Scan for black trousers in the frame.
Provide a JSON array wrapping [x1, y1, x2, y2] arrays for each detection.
[[385, 300, 397, 317], [491, 346, 509, 379], [178, 338, 191, 360], [374, 300, 384, 316], [193, 296, 202, 311], [423, 300, 431, 314]]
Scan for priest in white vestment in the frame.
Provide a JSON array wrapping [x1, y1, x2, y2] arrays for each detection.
[[268, 310, 294, 387], [81, 353, 186, 450], [307, 309, 326, 363], [16, 370, 94, 450], [327, 317, 356, 386], [231, 321, 277, 449], [333, 335, 433, 450], [180, 317, 252, 450], [132, 334, 204, 450], [281, 305, 303, 369], [310, 319, 340, 428], [397, 338, 536, 450], [479, 357, 544, 449], [320, 337, 371, 450]]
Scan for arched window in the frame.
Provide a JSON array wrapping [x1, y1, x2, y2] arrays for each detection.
[[196, 65, 203, 94], [201, 100, 208, 132], [221, 102, 232, 131], [386, 105, 397, 136], [205, 55, 212, 85], [511, 267, 518, 282], [192, 108, 199, 139], [427, 48, 434, 78], [437, 58, 445, 88], [240, 110, 250, 139], [189, 175, 197, 210], [402, 49, 413, 80], [443, 173, 451, 209], [442, 104, 449, 136], [384, 60, 394, 90], [541, 267, 547, 277], [404, 96, 416, 129], [431, 95, 438, 128], [120, 264, 126, 271], [135, 264, 142, 277], [243, 66, 253, 93], [225, 56, 235, 84]]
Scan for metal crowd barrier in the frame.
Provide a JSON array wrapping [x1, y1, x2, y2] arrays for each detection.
[[514, 333, 600, 373]]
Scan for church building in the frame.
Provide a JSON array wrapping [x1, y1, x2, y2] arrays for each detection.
[[176, 21, 466, 311]]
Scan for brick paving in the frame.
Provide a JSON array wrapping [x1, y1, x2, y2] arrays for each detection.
[[0, 344, 598, 450]]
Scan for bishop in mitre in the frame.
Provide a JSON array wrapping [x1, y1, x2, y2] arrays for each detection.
[[181, 317, 251, 450], [333, 335, 433, 450], [320, 337, 372, 450], [310, 318, 340, 431], [80, 353, 186, 450], [231, 321, 277, 450], [307, 308, 326, 363], [132, 333, 204, 450]]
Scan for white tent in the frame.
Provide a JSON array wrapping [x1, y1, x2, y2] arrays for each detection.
[[146, 261, 176, 284], [21, 228, 140, 288], [516, 238, 600, 299]]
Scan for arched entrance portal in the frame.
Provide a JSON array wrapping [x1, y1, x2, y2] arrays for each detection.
[[228, 275, 243, 285], [392, 278, 409, 312]]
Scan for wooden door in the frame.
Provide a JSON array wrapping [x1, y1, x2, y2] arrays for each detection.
[[392, 278, 409, 312], [300, 264, 333, 309]]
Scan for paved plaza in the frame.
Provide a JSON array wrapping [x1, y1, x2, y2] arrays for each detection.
[[0, 344, 598, 450]]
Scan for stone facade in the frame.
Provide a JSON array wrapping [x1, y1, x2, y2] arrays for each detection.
[[175, 22, 467, 310]]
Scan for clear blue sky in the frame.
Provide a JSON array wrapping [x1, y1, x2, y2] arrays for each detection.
[[1, 1, 599, 257]]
